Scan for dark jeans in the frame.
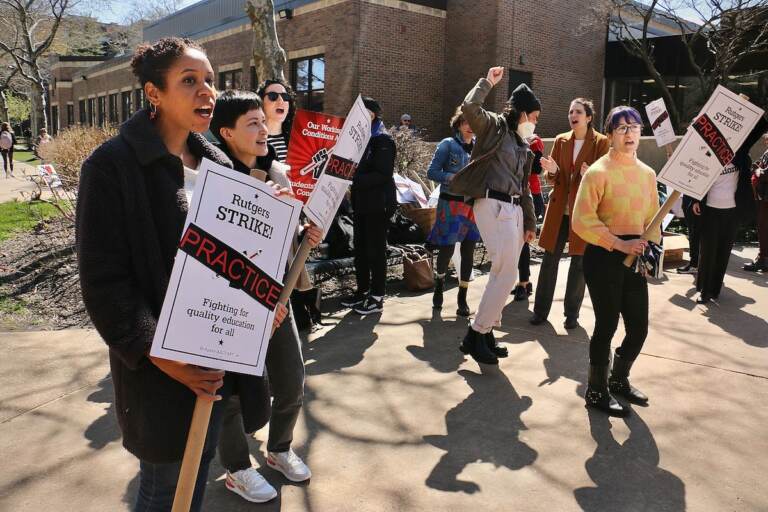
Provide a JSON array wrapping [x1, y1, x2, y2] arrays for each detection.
[[683, 201, 701, 266], [434, 240, 476, 281], [583, 242, 649, 366], [518, 243, 532, 282], [533, 215, 585, 320], [218, 314, 304, 469], [532, 192, 545, 219], [696, 206, 738, 298], [353, 211, 389, 296], [1, 149, 13, 174], [134, 397, 227, 512]]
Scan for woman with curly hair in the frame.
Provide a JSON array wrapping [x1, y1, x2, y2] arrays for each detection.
[[76, 38, 286, 511]]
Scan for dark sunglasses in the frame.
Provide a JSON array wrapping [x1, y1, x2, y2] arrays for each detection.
[[264, 91, 291, 102]]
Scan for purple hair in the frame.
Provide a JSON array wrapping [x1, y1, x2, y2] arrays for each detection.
[[603, 106, 643, 134]]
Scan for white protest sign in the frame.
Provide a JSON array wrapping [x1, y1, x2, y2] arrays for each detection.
[[304, 95, 372, 233], [150, 158, 302, 376], [658, 85, 764, 200], [645, 98, 677, 147]]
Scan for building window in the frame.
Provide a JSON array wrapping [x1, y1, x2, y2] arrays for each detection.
[[51, 106, 59, 135], [250, 66, 258, 91], [67, 104, 74, 127], [87, 98, 96, 126], [219, 69, 243, 91], [97, 96, 106, 127], [79, 100, 86, 124], [134, 88, 146, 112], [109, 93, 119, 125], [121, 91, 132, 121], [507, 70, 533, 99], [291, 55, 324, 112]]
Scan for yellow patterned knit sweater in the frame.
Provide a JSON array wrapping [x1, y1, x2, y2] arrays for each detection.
[[572, 151, 661, 251]]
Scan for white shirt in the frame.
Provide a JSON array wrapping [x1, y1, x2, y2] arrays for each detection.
[[707, 164, 738, 209], [183, 163, 199, 205], [564, 140, 586, 216]]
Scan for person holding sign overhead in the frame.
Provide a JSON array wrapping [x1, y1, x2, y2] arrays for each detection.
[[531, 99, 610, 329], [572, 106, 660, 417], [76, 38, 288, 511], [449, 67, 538, 365]]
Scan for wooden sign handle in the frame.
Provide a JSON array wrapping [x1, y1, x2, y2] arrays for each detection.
[[623, 189, 681, 267], [171, 398, 214, 512]]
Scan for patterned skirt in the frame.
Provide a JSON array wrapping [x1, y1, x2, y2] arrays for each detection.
[[427, 197, 482, 246]]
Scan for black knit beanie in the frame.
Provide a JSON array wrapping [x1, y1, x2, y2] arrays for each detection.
[[509, 83, 541, 114], [362, 97, 382, 117]]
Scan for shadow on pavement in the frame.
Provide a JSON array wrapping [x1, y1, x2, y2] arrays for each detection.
[[574, 409, 686, 511], [406, 308, 468, 374], [83, 376, 120, 449], [423, 366, 537, 494]]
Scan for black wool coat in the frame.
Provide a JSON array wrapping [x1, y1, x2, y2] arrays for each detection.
[[77, 109, 269, 463]]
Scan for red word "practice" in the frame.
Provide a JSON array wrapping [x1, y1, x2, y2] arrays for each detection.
[[179, 223, 282, 311], [693, 114, 734, 167]]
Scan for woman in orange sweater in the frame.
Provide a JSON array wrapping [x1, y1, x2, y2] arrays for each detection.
[[572, 106, 660, 417]]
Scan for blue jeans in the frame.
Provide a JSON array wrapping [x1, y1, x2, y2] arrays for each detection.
[[134, 398, 226, 512]]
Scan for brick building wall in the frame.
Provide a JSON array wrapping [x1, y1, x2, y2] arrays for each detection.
[[49, 0, 608, 141]]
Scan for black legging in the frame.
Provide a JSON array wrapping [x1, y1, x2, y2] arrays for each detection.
[[435, 240, 476, 282], [583, 241, 649, 366]]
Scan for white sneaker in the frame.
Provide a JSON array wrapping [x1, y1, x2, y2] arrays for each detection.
[[267, 449, 312, 482], [225, 467, 277, 503]]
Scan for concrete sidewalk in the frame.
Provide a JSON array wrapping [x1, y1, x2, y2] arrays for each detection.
[[0, 161, 43, 203], [1, 247, 766, 511]]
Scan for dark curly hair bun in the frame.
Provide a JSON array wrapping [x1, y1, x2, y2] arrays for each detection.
[[130, 37, 206, 89]]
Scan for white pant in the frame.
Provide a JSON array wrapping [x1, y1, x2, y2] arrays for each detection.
[[471, 198, 525, 334]]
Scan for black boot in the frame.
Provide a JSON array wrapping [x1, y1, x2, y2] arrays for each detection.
[[300, 288, 322, 325], [609, 352, 648, 405], [459, 326, 498, 365], [456, 286, 470, 317], [743, 257, 768, 272], [585, 364, 629, 417], [433, 276, 444, 309], [485, 330, 508, 358]]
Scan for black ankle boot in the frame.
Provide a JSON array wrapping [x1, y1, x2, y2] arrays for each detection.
[[433, 276, 444, 309], [459, 327, 498, 365], [585, 364, 629, 417], [485, 330, 508, 358], [609, 352, 648, 405], [456, 286, 470, 317]]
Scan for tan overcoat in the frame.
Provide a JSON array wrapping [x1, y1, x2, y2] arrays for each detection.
[[538, 127, 610, 255]]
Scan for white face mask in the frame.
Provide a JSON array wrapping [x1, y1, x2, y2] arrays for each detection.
[[516, 121, 535, 139]]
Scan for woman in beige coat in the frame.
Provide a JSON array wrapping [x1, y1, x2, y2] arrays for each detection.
[[530, 99, 609, 329]]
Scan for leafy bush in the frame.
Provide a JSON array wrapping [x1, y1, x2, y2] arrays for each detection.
[[38, 125, 117, 190]]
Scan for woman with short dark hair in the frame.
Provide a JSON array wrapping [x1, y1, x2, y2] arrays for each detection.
[[572, 106, 659, 417]]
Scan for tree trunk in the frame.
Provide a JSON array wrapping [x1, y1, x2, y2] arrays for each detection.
[[0, 91, 9, 123], [246, 0, 287, 84], [30, 79, 48, 136]]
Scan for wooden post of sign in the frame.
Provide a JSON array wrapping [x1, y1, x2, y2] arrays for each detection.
[[172, 170, 309, 512], [171, 398, 213, 512]]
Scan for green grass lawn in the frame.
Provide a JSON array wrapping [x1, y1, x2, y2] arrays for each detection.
[[0, 200, 60, 242], [11, 149, 42, 167]]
